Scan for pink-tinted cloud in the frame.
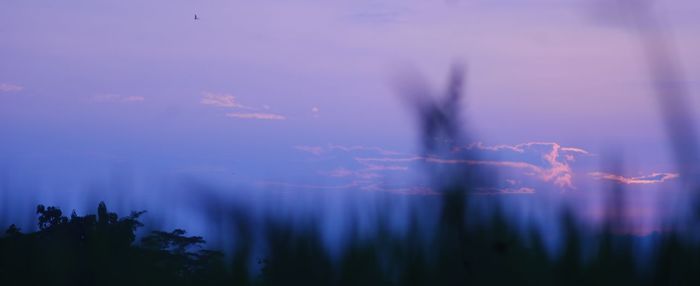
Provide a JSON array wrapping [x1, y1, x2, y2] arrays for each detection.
[[226, 112, 286, 120], [202, 92, 287, 120], [357, 142, 583, 189], [589, 172, 679, 184], [454, 142, 589, 189], [0, 83, 23, 93], [297, 141, 591, 192], [541, 143, 575, 188], [200, 92, 250, 108], [459, 141, 591, 156]]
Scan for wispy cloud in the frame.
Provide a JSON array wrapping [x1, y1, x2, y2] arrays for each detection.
[[295, 146, 325, 156], [473, 187, 536, 195], [258, 180, 438, 196], [589, 172, 679, 185], [0, 83, 23, 93], [122, 96, 145, 102], [200, 92, 251, 109], [355, 156, 575, 188], [458, 141, 592, 157], [226, 112, 286, 120], [202, 91, 287, 120], [364, 165, 408, 171], [294, 141, 594, 193], [258, 181, 359, 190], [289, 144, 412, 193], [91, 94, 145, 103], [356, 141, 590, 189], [322, 167, 356, 178], [379, 187, 440, 196], [294, 144, 402, 156], [452, 142, 590, 188]]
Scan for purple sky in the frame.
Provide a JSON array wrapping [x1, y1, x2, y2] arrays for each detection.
[[1, 1, 699, 238]]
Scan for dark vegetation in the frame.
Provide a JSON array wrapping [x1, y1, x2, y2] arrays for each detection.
[[0, 202, 226, 286], [4, 193, 700, 285]]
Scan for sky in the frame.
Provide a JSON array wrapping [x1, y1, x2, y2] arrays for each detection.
[[1, 0, 700, 240]]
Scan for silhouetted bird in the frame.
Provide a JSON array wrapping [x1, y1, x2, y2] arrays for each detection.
[[194, 14, 199, 20]]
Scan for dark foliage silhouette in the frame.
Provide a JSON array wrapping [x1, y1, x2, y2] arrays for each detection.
[[0, 202, 226, 286]]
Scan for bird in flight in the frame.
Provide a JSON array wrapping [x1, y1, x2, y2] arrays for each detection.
[[194, 14, 199, 20]]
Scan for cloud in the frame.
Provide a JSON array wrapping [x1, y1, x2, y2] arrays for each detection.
[[122, 96, 145, 102], [258, 180, 438, 196], [355, 155, 575, 188], [293, 141, 594, 194], [295, 146, 325, 156], [452, 142, 591, 189], [330, 145, 403, 155], [473, 187, 536, 195], [91, 94, 145, 103], [319, 164, 403, 181], [356, 141, 590, 189], [200, 92, 250, 108], [258, 181, 359, 190], [294, 144, 402, 156], [322, 167, 355, 178], [380, 187, 440, 196], [364, 165, 408, 171], [589, 172, 679, 184], [290, 145, 411, 193], [0, 83, 23, 92], [226, 112, 286, 120], [202, 91, 288, 120], [458, 141, 592, 156]]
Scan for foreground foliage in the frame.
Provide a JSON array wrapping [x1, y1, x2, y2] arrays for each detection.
[[2, 196, 700, 286]]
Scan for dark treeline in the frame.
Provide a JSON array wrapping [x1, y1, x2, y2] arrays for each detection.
[[0, 202, 227, 286], [4, 195, 700, 285]]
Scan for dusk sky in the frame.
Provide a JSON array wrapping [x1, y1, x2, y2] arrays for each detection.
[[2, 1, 699, 237]]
